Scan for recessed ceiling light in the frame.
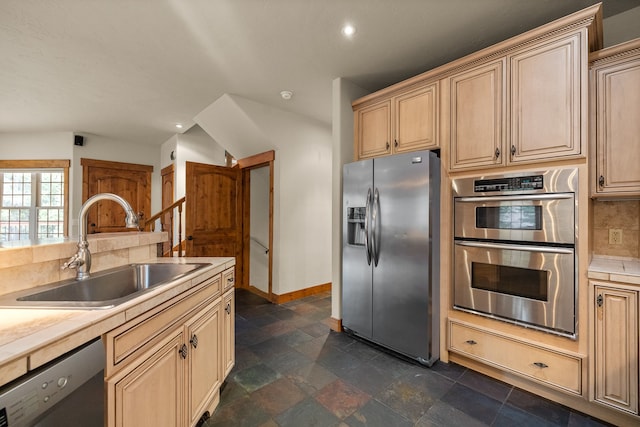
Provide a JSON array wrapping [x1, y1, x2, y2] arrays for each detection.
[[342, 24, 356, 37], [175, 124, 183, 129], [280, 90, 293, 100]]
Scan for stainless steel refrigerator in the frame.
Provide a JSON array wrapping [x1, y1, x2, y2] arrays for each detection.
[[342, 150, 440, 366]]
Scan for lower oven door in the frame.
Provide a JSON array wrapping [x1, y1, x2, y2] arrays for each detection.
[[454, 240, 575, 336]]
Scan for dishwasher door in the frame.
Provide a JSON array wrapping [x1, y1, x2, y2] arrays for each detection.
[[0, 338, 105, 427]]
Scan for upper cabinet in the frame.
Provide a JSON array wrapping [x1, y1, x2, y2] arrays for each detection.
[[509, 33, 583, 163], [352, 4, 602, 168], [354, 83, 438, 160], [590, 39, 640, 197], [448, 59, 506, 170], [450, 31, 588, 171]]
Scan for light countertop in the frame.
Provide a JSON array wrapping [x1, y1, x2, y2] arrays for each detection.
[[588, 256, 640, 285], [0, 257, 234, 386]]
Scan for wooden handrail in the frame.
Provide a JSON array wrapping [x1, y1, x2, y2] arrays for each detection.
[[142, 197, 185, 257], [142, 197, 186, 229]]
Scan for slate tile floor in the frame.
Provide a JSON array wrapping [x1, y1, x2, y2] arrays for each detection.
[[204, 289, 611, 427]]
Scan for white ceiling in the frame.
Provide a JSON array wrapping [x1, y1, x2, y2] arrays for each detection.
[[0, 0, 637, 146]]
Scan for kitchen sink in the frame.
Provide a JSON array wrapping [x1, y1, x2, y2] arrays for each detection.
[[0, 263, 210, 309]]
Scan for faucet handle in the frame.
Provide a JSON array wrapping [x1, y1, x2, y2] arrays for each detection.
[[62, 254, 83, 270]]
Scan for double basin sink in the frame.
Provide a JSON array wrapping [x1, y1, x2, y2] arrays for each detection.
[[0, 262, 210, 309]]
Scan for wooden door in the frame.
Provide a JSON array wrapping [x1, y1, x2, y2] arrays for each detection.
[[185, 162, 242, 270], [109, 331, 184, 427], [394, 83, 438, 153], [185, 299, 221, 426], [449, 59, 506, 170], [510, 32, 583, 163], [593, 283, 638, 414], [161, 164, 175, 255], [593, 54, 640, 196], [81, 158, 152, 234], [355, 99, 392, 159]]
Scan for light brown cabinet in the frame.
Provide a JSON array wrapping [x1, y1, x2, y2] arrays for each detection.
[[449, 32, 586, 171], [509, 32, 583, 163], [591, 281, 639, 414], [354, 83, 438, 160], [590, 39, 640, 197], [355, 100, 392, 159], [105, 266, 235, 427], [448, 320, 582, 394], [448, 59, 505, 170]]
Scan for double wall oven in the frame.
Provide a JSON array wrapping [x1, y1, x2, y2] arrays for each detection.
[[453, 168, 578, 338]]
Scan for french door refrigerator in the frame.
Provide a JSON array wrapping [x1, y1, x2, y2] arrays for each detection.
[[342, 150, 440, 366]]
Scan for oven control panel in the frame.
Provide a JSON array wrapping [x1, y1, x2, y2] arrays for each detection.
[[474, 175, 543, 192]]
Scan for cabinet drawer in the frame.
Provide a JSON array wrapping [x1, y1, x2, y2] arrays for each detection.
[[106, 274, 221, 373], [449, 321, 582, 394], [222, 267, 235, 292]]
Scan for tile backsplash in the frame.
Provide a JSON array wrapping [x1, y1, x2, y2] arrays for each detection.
[[0, 232, 167, 296], [592, 200, 640, 258]]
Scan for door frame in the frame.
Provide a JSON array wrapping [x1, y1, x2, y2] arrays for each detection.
[[238, 150, 275, 301]]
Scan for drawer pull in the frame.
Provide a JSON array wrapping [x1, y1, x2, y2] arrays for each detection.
[[465, 340, 477, 345], [190, 334, 198, 349], [227, 277, 234, 283], [225, 303, 231, 314], [179, 343, 188, 359], [533, 362, 548, 369]]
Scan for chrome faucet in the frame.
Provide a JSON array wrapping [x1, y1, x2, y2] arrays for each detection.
[[63, 193, 139, 280]]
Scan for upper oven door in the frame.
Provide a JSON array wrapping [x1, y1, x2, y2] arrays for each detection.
[[454, 193, 575, 244]]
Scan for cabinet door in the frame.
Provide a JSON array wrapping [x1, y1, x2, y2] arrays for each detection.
[[109, 331, 184, 427], [394, 83, 438, 152], [185, 299, 222, 426], [355, 100, 392, 159], [510, 33, 583, 162], [449, 59, 505, 170], [594, 285, 638, 414], [593, 57, 640, 195], [222, 289, 235, 378]]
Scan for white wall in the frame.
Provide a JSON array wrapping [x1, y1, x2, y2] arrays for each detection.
[[603, 6, 640, 47], [330, 78, 370, 322], [250, 166, 270, 292], [70, 134, 161, 235], [195, 94, 332, 296]]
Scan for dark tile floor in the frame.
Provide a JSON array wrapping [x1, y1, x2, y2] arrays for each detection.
[[204, 289, 611, 427]]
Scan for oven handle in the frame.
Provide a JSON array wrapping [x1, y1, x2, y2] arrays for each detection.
[[455, 193, 573, 203], [455, 240, 574, 254]]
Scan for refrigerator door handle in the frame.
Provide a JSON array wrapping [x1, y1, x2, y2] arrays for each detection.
[[364, 188, 372, 265], [372, 188, 381, 266]]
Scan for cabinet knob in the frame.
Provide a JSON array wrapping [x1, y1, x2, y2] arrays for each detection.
[[598, 175, 605, 188], [187, 235, 193, 241], [533, 362, 548, 369], [190, 334, 198, 349], [227, 276, 234, 283], [510, 145, 516, 156], [465, 339, 477, 345], [394, 139, 399, 148], [386, 142, 390, 151], [225, 303, 231, 314], [495, 148, 500, 159], [179, 343, 188, 359]]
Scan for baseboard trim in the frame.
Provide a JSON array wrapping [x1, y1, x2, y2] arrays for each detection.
[[272, 282, 331, 304], [329, 317, 342, 332]]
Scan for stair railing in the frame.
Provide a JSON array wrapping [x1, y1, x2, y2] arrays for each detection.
[[141, 197, 185, 257]]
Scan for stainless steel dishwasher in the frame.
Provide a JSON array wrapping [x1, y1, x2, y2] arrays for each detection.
[[0, 338, 105, 427]]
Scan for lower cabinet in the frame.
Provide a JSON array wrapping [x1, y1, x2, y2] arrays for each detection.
[[591, 281, 639, 414], [448, 320, 582, 394], [105, 266, 235, 427]]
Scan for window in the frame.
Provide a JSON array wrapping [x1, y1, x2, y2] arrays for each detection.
[[0, 160, 70, 242]]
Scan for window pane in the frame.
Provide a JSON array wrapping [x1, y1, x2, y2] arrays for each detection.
[[1, 169, 65, 240]]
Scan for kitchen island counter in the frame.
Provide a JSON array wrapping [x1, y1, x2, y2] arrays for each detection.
[[0, 256, 234, 386]]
